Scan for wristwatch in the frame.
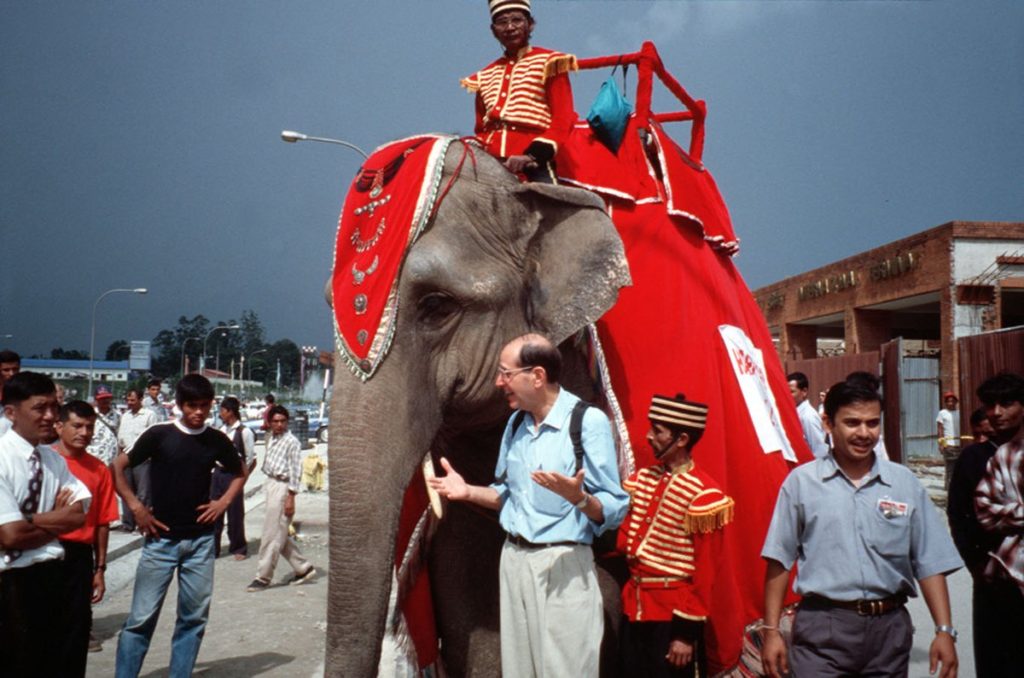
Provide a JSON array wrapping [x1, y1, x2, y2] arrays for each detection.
[[574, 494, 589, 510], [935, 625, 958, 641]]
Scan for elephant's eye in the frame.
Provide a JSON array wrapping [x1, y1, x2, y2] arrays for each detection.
[[416, 292, 461, 327]]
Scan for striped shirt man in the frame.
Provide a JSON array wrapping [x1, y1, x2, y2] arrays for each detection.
[[263, 430, 301, 494]]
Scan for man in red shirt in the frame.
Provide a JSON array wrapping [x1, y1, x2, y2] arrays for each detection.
[[54, 400, 121, 670], [462, 0, 577, 183]]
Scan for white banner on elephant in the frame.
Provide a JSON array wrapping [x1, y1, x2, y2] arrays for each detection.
[[719, 324, 797, 462]]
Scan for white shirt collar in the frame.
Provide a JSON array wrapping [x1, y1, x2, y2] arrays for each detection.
[[173, 420, 207, 436], [2, 429, 37, 458]]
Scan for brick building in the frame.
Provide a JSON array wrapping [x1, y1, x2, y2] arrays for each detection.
[[753, 221, 1023, 458]]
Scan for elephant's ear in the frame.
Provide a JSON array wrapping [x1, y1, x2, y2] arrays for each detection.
[[514, 182, 632, 345]]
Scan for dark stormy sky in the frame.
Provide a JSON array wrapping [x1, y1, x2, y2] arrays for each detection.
[[2, 1, 1021, 359]]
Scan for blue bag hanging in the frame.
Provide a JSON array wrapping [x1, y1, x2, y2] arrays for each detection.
[[586, 63, 632, 153]]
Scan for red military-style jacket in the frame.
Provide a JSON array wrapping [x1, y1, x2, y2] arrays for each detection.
[[618, 461, 734, 640], [461, 46, 577, 161]]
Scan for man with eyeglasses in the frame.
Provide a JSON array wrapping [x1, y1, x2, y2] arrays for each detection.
[[461, 0, 577, 184], [430, 333, 629, 676]]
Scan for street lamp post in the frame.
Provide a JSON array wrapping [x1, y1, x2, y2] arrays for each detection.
[[200, 325, 240, 377], [246, 348, 268, 382], [280, 130, 369, 159], [180, 336, 201, 377], [89, 288, 147, 397]]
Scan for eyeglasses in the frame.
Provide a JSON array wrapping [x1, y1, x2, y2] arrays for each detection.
[[492, 16, 528, 29], [496, 365, 533, 381]]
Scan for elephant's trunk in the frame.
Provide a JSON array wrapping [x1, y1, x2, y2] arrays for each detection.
[[326, 357, 441, 676]]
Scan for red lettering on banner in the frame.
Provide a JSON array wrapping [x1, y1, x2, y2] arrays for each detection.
[[731, 348, 765, 380]]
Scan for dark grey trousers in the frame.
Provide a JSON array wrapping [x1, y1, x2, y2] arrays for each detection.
[[122, 459, 151, 530], [790, 601, 912, 677]]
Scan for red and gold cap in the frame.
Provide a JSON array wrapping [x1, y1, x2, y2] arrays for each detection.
[[648, 393, 709, 431], [489, 0, 531, 20]]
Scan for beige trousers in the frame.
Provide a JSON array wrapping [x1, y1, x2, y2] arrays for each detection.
[[255, 478, 311, 582], [499, 540, 603, 678]]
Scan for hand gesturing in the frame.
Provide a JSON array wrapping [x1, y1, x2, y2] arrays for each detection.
[[428, 457, 470, 501], [531, 469, 586, 504]]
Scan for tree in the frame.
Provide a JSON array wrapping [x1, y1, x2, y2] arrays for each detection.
[[151, 314, 210, 378], [239, 309, 266, 356], [146, 310, 300, 387], [266, 339, 301, 389], [105, 339, 130, 361], [50, 348, 89, 360]]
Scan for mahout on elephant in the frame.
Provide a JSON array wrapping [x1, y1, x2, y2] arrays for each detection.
[[323, 42, 809, 677]]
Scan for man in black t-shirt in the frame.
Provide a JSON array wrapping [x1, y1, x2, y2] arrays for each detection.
[[111, 374, 244, 678]]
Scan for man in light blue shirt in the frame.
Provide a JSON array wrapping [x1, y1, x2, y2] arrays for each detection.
[[430, 332, 628, 677], [788, 372, 828, 459], [761, 378, 962, 678]]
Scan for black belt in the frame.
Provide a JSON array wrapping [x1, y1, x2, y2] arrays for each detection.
[[803, 593, 907, 616], [506, 534, 580, 549]]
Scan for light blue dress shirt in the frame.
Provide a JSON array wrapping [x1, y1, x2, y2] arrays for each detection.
[[762, 452, 963, 600], [796, 399, 829, 459], [490, 388, 629, 544]]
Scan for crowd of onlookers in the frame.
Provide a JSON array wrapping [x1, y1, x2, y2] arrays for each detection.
[[0, 350, 315, 677], [3, 324, 1022, 678]]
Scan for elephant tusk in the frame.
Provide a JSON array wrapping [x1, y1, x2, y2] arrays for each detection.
[[422, 453, 444, 519]]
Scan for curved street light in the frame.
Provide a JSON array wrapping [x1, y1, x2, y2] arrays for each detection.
[[280, 130, 369, 159], [246, 348, 268, 382], [89, 288, 147, 397], [240, 348, 269, 397], [200, 325, 240, 376], [180, 336, 201, 377]]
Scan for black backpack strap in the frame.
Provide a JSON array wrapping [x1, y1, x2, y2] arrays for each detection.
[[569, 401, 590, 474], [512, 403, 589, 473], [232, 426, 245, 455]]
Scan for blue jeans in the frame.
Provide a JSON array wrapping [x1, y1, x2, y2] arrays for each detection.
[[115, 533, 215, 678]]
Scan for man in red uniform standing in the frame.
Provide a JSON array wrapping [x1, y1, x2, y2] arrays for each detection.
[[619, 393, 734, 677], [462, 0, 577, 183], [53, 400, 121, 669]]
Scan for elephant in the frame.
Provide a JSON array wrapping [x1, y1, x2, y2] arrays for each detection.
[[325, 136, 633, 676]]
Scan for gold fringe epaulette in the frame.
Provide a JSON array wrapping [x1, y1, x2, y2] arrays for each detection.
[[682, 496, 734, 535], [460, 75, 480, 93], [543, 53, 578, 81]]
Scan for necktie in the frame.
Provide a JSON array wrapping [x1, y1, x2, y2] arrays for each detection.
[[4, 448, 44, 565]]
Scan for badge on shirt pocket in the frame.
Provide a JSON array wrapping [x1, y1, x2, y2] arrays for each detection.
[[877, 497, 909, 519]]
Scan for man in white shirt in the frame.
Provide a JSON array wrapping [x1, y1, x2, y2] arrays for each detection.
[[247, 405, 314, 591], [117, 389, 157, 531], [0, 371, 91, 676], [788, 371, 829, 458], [142, 379, 169, 422], [937, 391, 960, 451]]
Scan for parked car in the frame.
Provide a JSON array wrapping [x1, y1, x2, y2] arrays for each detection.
[[308, 413, 329, 443], [242, 417, 265, 443], [242, 408, 327, 444]]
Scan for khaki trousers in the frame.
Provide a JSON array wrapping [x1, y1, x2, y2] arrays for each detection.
[[255, 478, 310, 582], [499, 540, 603, 678]]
